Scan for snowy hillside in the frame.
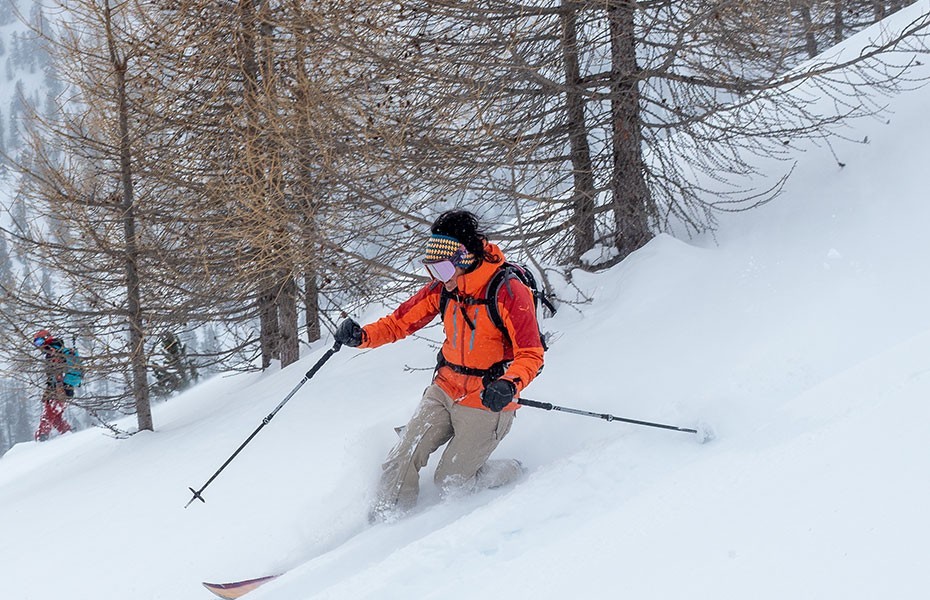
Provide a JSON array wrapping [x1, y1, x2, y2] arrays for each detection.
[[0, 0, 54, 163], [3, 4, 930, 600]]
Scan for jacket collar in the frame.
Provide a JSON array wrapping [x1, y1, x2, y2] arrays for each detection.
[[453, 243, 505, 297]]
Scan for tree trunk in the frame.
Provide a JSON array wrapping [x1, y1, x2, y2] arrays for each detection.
[[798, 3, 818, 58], [105, 0, 152, 431], [278, 275, 299, 367], [835, 1, 847, 42], [239, 0, 283, 370], [290, 11, 323, 347], [607, 1, 653, 260], [304, 269, 321, 343], [258, 285, 279, 369], [560, 0, 597, 264]]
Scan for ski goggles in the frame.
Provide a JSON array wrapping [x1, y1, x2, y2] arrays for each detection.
[[424, 259, 458, 283], [33, 337, 48, 347], [422, 234, 475, 283]]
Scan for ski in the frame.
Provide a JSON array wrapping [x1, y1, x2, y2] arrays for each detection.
[[202, 574, 281, 599]]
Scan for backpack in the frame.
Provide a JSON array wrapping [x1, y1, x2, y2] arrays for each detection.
[[439, 262, 557, 350], [61, 347, 84, 388]]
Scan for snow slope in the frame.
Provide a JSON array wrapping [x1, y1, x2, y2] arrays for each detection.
[[3, 4, 930, 599]]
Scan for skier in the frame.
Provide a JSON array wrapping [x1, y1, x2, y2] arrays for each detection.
[[32, 329, 74, 442], [334, 210, 545, 522]]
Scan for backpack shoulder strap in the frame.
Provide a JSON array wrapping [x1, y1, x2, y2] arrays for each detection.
[[484, 265, 515, 336], [438, 267, 510, 332], [487, 263, 552, 351], [438, 285, 452, 317]]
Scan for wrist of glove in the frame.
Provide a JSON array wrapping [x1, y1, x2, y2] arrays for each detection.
[[481, 378, 517, 412], [334, 318, 365, 348]]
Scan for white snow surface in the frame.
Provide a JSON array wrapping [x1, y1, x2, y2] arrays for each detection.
[[4, 5, 930, 599]]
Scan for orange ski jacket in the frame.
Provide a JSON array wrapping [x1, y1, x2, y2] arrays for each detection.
[[360, 243, 544, 411]]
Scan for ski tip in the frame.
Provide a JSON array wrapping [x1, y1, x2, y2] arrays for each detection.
[[694, 421, 716, 444], [202, 575, 281, 599]]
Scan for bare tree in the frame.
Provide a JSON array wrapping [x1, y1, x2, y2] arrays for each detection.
[[341, 1, 929, 269], [0, 0, 230, 431], [4, 0, 926, 428]]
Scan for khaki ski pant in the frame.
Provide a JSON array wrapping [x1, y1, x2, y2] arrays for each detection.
[[371, 384, 516, 518]]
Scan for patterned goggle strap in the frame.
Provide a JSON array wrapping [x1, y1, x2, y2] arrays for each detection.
[[424, 234, 476, 269]]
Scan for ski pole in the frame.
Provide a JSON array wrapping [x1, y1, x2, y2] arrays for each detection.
[[517, 398, 713, 442], [185, 342, 342, 508]]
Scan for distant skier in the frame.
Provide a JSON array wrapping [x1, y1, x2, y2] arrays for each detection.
[[32, 329, 74, 442], [334, 210, 545, 522]]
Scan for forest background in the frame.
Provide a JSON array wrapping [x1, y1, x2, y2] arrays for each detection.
[[0, 0, 927, 454]]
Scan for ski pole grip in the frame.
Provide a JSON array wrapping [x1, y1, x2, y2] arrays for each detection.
[[304, 343, 341, 379], [518, 398, 553, 411]]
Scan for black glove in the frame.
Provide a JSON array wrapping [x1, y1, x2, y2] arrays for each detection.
[[334, 318, 365, 347], [481, 378, 516, 412]]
